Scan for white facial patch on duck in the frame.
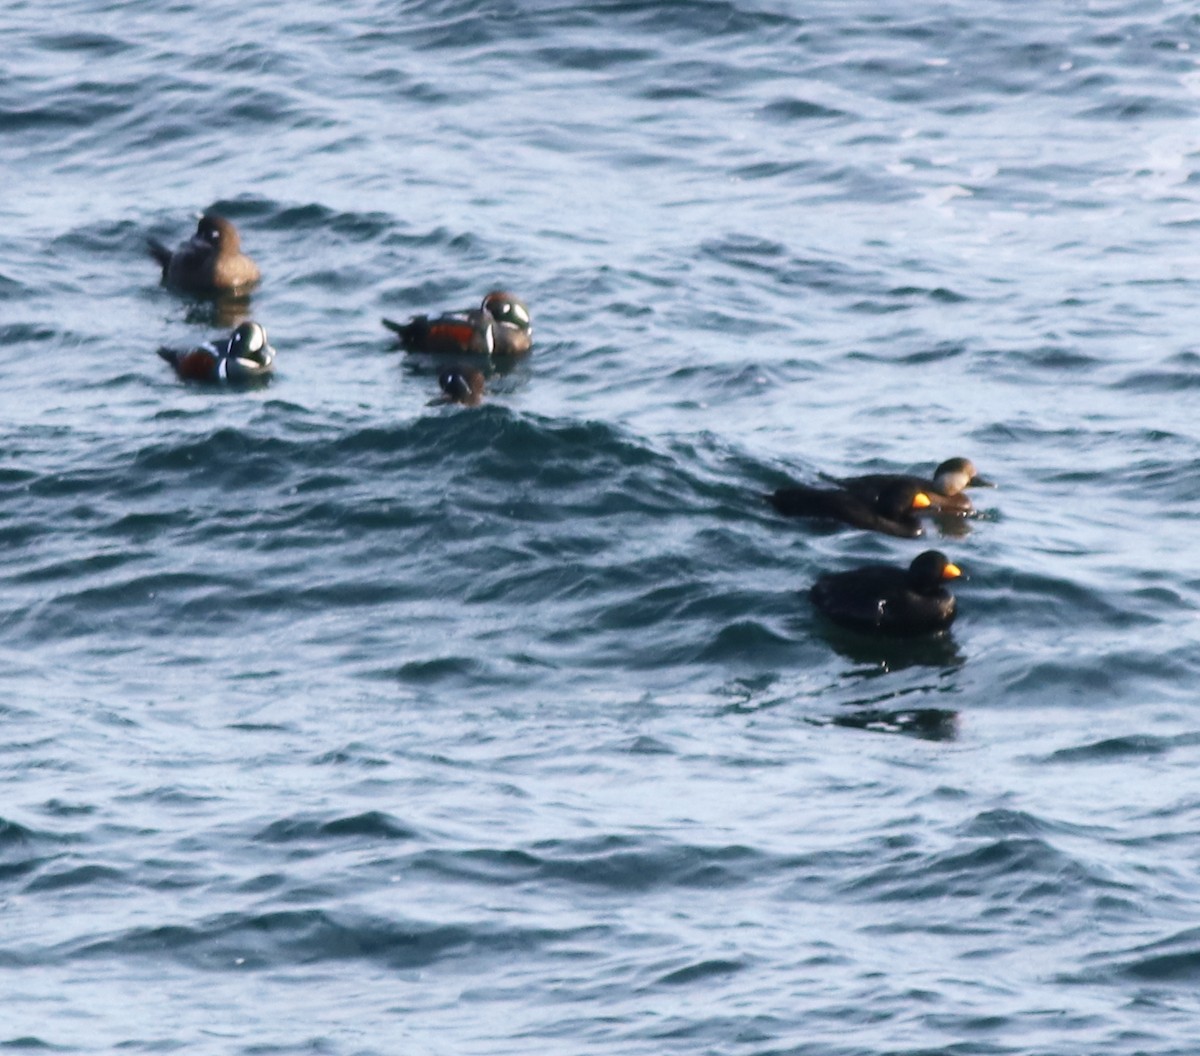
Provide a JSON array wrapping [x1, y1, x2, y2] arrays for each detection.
[[230, 326, 266, 359], [494, 302, 530, 328], [934, 470, 968, 495]]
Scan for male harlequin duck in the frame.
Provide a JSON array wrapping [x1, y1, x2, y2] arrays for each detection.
[[157, 321, 275, 384], [811, 550, 962, 637], [382, 291, 532, 357], [435, 367, 485, 406], [769, 479, 933, 538], [824, 457, 994, 515], [148, 213, 261, 293]]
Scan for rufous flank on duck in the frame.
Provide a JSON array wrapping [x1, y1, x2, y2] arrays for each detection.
[[157, 321, 275, 384], [383, 307, 494, 356], [382, 291, 532, 357], [810, 550, 962, 636], [147, 213, 261, 294]]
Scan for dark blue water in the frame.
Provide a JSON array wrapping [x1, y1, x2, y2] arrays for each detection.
[[3, 1, 1200, 1052]]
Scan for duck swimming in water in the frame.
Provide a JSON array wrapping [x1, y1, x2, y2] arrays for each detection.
[[157, 321, 275, 384], [769, 479, 933, 538], [382, 291, 532, 357], [384, 305, 494, 356], [434, 366, 486, 407], [811, 550, 962, 637], [823, 457, 993, 515], [148, 213, 261, 294]]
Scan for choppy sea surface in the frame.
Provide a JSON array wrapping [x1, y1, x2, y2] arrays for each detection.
[[3, 1, 1200, 1052]]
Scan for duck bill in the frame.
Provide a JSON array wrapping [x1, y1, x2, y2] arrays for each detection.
[[968, 475, 996, 488], [942, 562, 962, 580]]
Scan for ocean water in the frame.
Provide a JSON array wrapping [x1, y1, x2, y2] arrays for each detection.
[[3, 0, 1200, 1052]]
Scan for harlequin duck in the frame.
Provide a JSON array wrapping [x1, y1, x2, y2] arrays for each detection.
[[148, 213, 261, 293], [435, 367, 485, 406], [382, 290, 533, 357], [769, 479, 933, 538], [824, 457, 993, 515], [157, 321, 275, 383], [811, 550, 962, 636]]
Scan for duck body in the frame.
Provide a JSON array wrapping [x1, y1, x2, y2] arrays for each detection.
[[148, 213, 261, 294], [826, 458, 993, 516], [383, 290, 532, 357], [383, 308, 495, 356], [811, 550, 961, 636], [158, 321, 275, 384], [769, 480, 931, 538]]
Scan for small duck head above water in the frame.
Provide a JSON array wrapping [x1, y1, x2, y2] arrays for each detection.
[[435, 366, 486, 406], [931, 457, 994, 497]]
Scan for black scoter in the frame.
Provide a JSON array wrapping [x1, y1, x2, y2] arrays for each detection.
[[810, 550, 962, 636], [769, 479, 933, 538]]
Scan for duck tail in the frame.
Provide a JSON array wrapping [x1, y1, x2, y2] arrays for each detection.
[[147, 238, 172, 272], [768, 485, 824, 517], [382, 316, 413, 338], [382, 315, 428, 348]]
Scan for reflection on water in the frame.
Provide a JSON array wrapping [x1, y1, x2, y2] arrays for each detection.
[[817, 621, 966, 673], [820, 706, 960, 741], [928, 511, 975, 540], [178, 292, 255, 330]]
